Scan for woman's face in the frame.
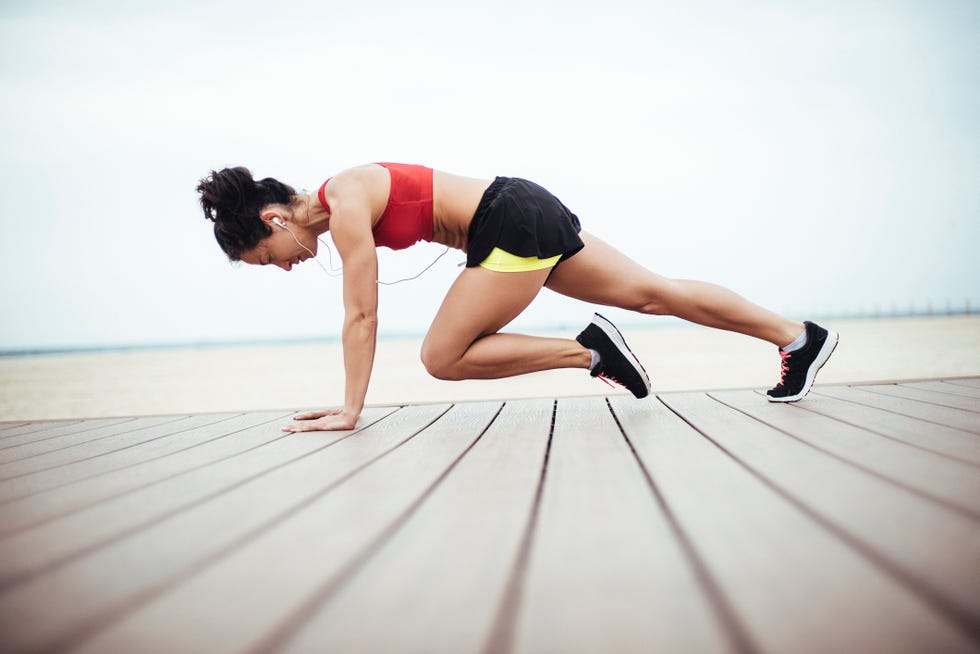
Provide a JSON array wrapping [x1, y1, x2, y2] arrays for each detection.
[[240, 218, 317, 271]]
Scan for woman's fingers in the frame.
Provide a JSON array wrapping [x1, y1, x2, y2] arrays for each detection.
[[282, 414, 356, 432], [292, 412, 325, 420], [282, 423, 321, 432], [292, 408, 342, 420]]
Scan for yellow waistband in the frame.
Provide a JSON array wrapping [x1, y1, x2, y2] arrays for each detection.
[[479, 247, 561, 272]]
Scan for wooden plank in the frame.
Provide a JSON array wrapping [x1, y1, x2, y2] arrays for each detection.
[[0, 420, 85, 441], [944, 378, 980, 389], [265, 399, 553, 654], [905, 381, 980, 399], [511, 396, 734, 654], [711, 390, 980, 520], [0, 415, 182, 462], [0, 408, 395, 586], [815, 386, 980, 434], [0, 422, 29, 433], [0, 403, 451, 654], [660, 392, 980, 644], [615, 395, 977, 653], [64, 403, 491, 654], [860, 384, 980, 413], [0, 411, 290, 508], [0, 414, 222, 475], [792, 393, 980, 465], [0, 418, 132, 450]]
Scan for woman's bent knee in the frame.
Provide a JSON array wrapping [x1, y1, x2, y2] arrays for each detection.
[[420, 345, 462, 381]]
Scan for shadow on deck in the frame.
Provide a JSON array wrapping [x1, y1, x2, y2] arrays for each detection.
[[0, 378, 978, 653]]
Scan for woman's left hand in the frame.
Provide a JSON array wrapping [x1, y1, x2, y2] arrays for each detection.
[[282, 412, 358, 432]]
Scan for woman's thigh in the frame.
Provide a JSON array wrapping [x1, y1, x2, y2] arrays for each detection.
[[422, 265, 552, 364], [545, 232, 675, 312]]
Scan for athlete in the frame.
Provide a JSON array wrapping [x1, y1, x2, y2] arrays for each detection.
[[197, 163, 838, 432]]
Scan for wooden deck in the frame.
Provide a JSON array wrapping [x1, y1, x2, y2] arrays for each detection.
[[0, 378, 978, 654]]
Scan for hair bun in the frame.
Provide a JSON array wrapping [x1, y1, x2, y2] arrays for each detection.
[[195, 165, 297, 261], [197, 166, 257, 221]]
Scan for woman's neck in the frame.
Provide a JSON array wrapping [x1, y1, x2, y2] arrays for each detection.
[[294, 194, 331, 235]]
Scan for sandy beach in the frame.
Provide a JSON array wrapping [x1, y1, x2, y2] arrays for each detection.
[[1, 316, 977, 422]]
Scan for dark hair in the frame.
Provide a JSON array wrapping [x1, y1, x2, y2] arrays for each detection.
[[196, 166, 296, 261]]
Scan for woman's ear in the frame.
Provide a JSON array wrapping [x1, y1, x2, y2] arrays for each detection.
[[259, 209, 282, 228]]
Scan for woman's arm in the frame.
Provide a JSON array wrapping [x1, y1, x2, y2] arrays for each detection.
[[284, 182, 379, 433], [335, 230, 379, 425]]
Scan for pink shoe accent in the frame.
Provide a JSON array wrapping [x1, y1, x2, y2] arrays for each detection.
[[596, 374, 619, 390], [778, 350, 791, 384]]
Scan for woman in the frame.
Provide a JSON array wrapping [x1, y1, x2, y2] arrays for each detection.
[[197, 162, 838, 432]]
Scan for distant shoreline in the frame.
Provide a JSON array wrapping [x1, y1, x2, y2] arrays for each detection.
[[2, 315, 978, 422], [1, 310, 974, 358]]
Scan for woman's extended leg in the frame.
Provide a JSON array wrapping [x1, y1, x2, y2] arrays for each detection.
[[420, 266, 591, 380], [546, 231, 840, 402], [545, 232, 805, 347]]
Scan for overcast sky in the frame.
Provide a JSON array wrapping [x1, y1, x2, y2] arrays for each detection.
[[1, 0, 977, 351]]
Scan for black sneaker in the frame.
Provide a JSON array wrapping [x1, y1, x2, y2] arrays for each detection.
[[767, 321, 839, 402], [576, 313, 651, 399]]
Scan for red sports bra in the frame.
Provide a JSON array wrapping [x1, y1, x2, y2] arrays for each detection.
[[316, 163, 434, 250]]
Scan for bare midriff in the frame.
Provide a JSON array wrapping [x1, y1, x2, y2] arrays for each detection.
[[319, 165, 493, 253], [431, 170, 493, 253]]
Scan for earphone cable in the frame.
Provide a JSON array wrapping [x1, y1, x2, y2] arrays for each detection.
[[279, 203, 450, 285], [376, 246, 450, 285]]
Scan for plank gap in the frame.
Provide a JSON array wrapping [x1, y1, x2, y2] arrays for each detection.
[[821, 388, 980, 435], [0, 412, 294, 510], [0, 418, 135, 452], [254, 402, 505, 654], [27, 405, 453, 654], [618, 396, 758, 654], [479, 400, 557, 654], [667, 393, 980, 644], [857, 386, 980, 415], [709, 394, 980, 524], [0, 411, 398, 592], [0, 414, 222, 476]]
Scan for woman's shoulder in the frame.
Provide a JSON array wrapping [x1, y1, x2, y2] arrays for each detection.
[[323, 163, 390, 187], [321, 164, 392, 198], [320, 164, 392, 220]]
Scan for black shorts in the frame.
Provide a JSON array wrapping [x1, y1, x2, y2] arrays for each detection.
[[465, 177, 585, 268]]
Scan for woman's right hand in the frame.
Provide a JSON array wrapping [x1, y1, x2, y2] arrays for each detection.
[[291, 408, 344, 421], [283, 407, 359, 432]]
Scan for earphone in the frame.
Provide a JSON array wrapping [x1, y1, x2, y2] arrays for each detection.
[[271, 216, 342, 277], [270, 216, 449, 285]]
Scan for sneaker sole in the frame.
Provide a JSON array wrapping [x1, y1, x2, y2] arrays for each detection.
[[592, 313, 652, 397], [767, 330, 839, 403]]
